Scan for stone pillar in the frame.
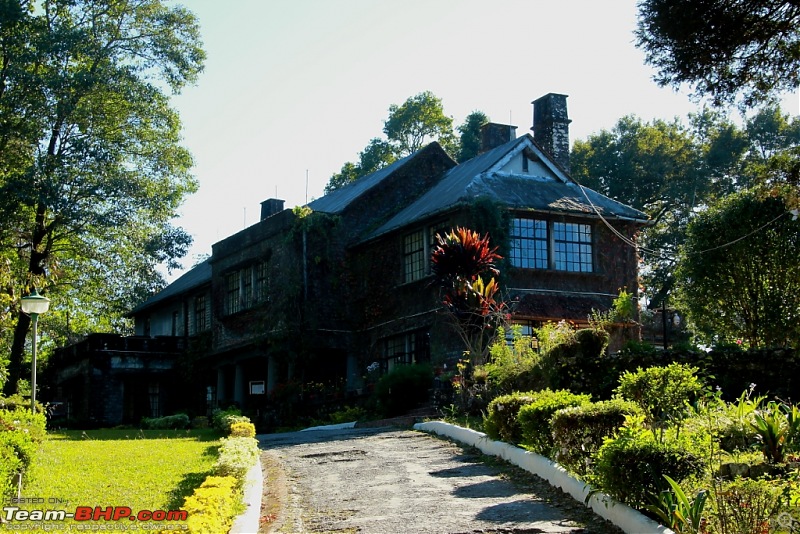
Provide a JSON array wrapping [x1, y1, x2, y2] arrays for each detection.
[[234, 363, 244, 407], [216, 367, 226, 407], [267, 355, 278, 394]]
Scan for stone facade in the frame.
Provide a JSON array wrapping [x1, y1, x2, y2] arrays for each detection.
[[48, 94, 650, 426]]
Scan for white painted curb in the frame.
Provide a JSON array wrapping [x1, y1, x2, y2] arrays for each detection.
[[230, 456, 263, 534], [414, 421, 675, 534]]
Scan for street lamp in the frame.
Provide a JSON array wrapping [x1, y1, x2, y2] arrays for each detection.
[[20, 290, 50, 413]]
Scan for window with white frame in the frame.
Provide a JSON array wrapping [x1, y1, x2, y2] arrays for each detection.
[[510, 217, 593, 272]]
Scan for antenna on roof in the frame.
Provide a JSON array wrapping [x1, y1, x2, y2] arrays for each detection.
[[243, 207, 246, 228], [305, 169, 309, 206]]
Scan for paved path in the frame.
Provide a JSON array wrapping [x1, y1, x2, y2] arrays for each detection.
[[258, 426, 623, 534]]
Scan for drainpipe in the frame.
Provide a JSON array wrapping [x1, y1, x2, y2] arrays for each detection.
[[303, 229, 308, 301]]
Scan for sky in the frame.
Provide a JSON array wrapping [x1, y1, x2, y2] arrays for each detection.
[[166, 0, 799, 280]]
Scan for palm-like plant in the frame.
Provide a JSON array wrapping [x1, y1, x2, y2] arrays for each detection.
[[431, 227, 505, 365]]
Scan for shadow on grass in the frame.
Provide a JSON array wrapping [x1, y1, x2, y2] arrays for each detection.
[[165, 469, 215, 510]]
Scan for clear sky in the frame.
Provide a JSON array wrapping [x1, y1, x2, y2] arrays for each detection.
[[167, 0, 799, 279]]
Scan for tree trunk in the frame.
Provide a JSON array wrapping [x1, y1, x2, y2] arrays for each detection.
[[4, 312, 30, 396]]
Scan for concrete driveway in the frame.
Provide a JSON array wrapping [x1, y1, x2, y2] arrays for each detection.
[[258, 426, 624, 534]]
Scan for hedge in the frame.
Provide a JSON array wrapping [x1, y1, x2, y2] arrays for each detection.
[[517, 389, 591, 456]]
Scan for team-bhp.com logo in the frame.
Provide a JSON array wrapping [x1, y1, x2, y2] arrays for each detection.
[[2, 506, 188, 530]]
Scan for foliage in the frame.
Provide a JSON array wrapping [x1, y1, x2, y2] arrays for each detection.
[[177, 476, 241, 534], [539, 327, 612, 398], [483, 391, 538, 444], [0, 402, 47, 442], [571, 107, 799, 304], [0, 0, 205, 393], [325, 138, 397, 193], [384, 91, 457, 156], [676, 186, 800, 348], [635, 0, 800, 107], [213, 436, 259, 485], [534, 320, 577, 355], [615, 363, 702, 435], [645, 475, 708, 534], [324, 92, 490, 192], [141, 413, 190, 430], [484, 326, 543, 396], [211, 407, 250, 435], [457, 110, 489, 162], [551, 398, 642, 476], [431, 227, 506, 365], [229, 421, 256, 438], [372, 363, 433, 417], [709, 477, 785, 534], [715, 387, 765, 453], [517, 389, 591, 456], [591, 416, 705, 509], [750, 401, 800, 464]]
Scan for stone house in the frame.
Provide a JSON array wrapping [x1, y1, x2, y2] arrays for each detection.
[[48, 93, 648, 425]]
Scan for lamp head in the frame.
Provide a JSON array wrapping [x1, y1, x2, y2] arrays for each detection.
[[21, 290, 50, 316]]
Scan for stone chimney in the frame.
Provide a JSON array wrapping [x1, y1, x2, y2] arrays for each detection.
[[480, 122, 517, 153], [531, 93, 571, 172], [260, 198, 284, 220]]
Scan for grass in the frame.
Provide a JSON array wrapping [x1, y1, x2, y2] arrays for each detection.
[[19, 429, 221, 515]]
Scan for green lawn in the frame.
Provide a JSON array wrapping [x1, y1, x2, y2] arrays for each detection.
[[19, 429, 221, 516]]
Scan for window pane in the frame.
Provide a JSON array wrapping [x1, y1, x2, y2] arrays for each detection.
[[510, 218, 548, 269], [553, 222, 593, 272], [404, 230, 425, 282]]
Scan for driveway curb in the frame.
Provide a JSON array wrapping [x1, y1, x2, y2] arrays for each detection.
[[230, 456, 263, 534], [414, 421, 675, 534]]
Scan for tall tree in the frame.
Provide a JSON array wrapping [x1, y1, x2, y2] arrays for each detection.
[[571, 107, 799, 296], [384, 91, 457, 156], [636, 0, 800, 107], [324, 92, 476, 193], [676, 187, 800, 347], [457, 110, 489, 162], [571, 116, 712, 291], [0, 0, 204, 394]]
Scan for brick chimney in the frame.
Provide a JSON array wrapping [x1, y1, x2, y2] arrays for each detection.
[[480, 122, 517, 153], [260, 198, 284, 220], [531, 93, 571, 172]]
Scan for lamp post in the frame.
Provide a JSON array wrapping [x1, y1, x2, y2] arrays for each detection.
[[20, 290, 50, 413]]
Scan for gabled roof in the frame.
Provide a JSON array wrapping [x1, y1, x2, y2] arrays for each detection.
[[127, 259, 211, 316], [308, 151, 419, 214], [365, 134, 648, 240]]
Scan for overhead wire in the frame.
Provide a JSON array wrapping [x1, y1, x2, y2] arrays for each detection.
[[573, 180, 792, 260]]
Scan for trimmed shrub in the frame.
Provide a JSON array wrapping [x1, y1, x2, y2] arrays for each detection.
[[550, 398, 642, 476], [141, 413, 190, 430], [484, 391, 538, 444], [178, 475, 241, 534], [373, 364, 433, 417], [211, 407, 250, 435], [615, 363, 702, 429], [517, 389, 592, 456], [0, 406, 47, 442], [591, 423, 704, 509], [229, 421, 256, 438], [213, 436, 259, 485], [539, 328, 614, 398], [0, 439, 23, 498]]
